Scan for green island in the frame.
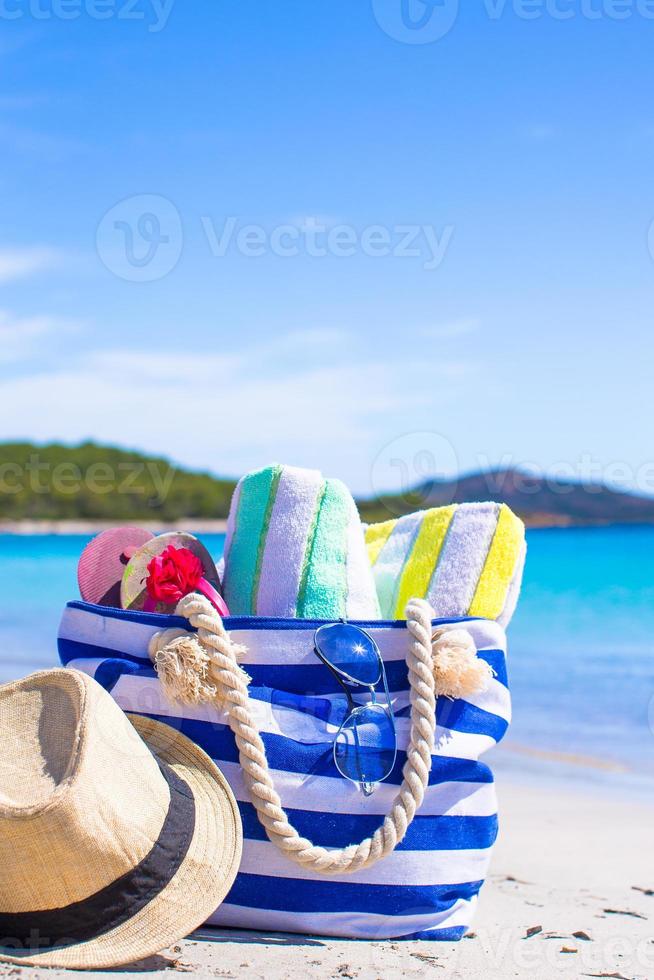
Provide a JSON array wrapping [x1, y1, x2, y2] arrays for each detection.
[[1, 442, 653, 527]]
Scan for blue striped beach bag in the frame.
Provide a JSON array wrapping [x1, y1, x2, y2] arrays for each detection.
[[58, 599, 510, 941]]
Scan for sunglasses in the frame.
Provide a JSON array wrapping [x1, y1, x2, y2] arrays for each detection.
[[313, 622, 397, 796]]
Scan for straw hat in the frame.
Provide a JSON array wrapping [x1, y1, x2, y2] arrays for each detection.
[[0, 668, 242, 969]]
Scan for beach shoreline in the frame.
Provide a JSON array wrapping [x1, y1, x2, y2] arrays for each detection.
[[2, 776, 651, 980], [2, 518, 654, 535]]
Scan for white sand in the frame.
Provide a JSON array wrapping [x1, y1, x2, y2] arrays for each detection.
[[1, 777, 652, 980]]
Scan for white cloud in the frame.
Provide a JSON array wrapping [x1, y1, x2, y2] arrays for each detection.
[[84, 349, 243, 384], [0, 246, 62, 283], [0, 334, 467, 491], [0, 309, 79, 363], [82, 328, 350, 385]]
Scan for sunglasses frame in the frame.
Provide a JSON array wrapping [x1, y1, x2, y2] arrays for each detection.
[[313, 622, 397, 794]]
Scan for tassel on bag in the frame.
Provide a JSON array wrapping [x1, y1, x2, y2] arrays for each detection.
[[150, 627, 250, 707], [431, 627, 495, 700]]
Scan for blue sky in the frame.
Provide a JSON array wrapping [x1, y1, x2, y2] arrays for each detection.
[[1, 1, 653, 495]]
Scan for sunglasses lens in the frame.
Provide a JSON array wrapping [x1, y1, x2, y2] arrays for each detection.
[[315, 623, 381, 685], [334, 704, 396, 785]]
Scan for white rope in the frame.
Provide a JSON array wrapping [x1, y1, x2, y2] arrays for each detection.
[[149, 594, 438, 875]]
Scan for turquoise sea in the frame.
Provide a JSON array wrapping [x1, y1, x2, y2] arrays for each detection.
[[1, 528, 653, 793]]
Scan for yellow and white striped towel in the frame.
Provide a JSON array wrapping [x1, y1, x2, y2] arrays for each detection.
[[365, 502, 526, 627]]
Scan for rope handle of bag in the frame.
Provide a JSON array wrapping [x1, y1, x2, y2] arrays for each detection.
[[149, 594, 491, 876]]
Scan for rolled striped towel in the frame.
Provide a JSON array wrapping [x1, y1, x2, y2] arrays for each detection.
[[223, 464, 380, 619], [365, 502, 526, 625]]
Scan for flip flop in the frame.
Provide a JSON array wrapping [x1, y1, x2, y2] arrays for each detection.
[[78, 527, 154, 607], [121, 532, 228, 615]]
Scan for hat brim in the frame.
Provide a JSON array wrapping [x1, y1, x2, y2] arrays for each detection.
[[0, 714, 242, 970]]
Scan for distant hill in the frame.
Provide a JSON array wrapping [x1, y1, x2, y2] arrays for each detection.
[[1, 445, 653, 527], [0, 442, 236, 521], [357, 468, 654, 527]]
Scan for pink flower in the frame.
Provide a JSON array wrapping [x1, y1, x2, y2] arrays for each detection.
[[146, 545, 203, 605]]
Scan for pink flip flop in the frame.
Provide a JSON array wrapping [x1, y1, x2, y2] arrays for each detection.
[[121, 532, 229, 616], [78, 527, 154, 607]]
